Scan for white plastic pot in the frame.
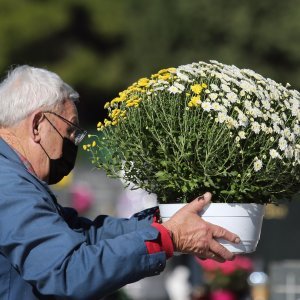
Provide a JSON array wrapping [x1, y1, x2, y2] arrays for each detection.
[[159, 203, 265, 253]]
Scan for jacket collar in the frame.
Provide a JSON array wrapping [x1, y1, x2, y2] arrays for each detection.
[[0, 137, 60, 208]]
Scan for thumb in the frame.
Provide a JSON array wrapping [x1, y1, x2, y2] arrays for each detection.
[[186, 192, 212, 213]]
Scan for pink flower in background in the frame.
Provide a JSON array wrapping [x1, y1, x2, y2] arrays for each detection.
[[195, 255, 253, 296], [71, 184, 94, 214], [197, 255, 253, 275], [211, 290, 236, 300]]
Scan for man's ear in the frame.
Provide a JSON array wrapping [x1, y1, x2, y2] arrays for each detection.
[[31, 111, 44, 143]]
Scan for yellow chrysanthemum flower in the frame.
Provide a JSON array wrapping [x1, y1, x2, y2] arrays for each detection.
[[104, 119, 112, 126], [151, 73, 159, 79], [158, 68, 169, 75], [138, 78, 149, 87], [104, 102, 110, 109], [158, 73, 171, 81], [191, 84, 203, 95], [111, 109, 121, 119], [188, 96, 201, 107], [167, 67, 176, 73]]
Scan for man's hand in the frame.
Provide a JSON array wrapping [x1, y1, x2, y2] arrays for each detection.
[[162, 192, 240, 262]]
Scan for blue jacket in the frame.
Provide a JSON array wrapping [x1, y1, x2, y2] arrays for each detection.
[[0, 138, 166, 300]]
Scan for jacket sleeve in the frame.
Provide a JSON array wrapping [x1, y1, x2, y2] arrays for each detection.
[[0, 172, 166, 300], [62, 206, 160, 244]]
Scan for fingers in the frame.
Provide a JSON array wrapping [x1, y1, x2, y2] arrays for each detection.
[[210, 223, 241, 244], [196, 251, 225, 263], [209, 239, 235, 261], [185, 192, 212, 213]]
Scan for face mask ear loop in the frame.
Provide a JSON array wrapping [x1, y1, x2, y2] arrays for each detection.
[[39, 141, 51, 160], [43, 114, 64, 139]]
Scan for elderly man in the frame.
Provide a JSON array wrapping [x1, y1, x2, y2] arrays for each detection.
[[0, 65, 240, 300]]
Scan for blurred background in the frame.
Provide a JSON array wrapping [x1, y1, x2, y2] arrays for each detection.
[[1, 0, 300, 299]]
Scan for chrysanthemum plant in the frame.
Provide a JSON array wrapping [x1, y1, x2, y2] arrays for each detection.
[[86, 61, 300, 204]]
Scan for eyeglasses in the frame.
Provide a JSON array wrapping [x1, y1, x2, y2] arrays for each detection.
[[44, 111, 87, 145]]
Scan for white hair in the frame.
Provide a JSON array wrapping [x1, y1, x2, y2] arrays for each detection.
[[0, 65, 79, 127]]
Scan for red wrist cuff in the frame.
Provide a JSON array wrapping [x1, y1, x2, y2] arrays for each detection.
[[145, 223, 174, 259]]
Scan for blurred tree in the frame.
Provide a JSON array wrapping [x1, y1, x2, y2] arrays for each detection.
[[0, 0, 299, 126]]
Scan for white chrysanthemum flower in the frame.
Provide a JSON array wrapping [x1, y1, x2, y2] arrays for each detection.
[[292, 105, 299, 117], [201, 101, 212, 111], [283, 128, 295, 142], [178, 64, 198, 76], [261, 100, 271, 110], [210, 84, 219, 91], [261, 123, 268, 133], [232, 119, 239, 128], [244, 100, 252, 110], [278, 137, 288, 151], [284, 146, 294, 159], [253, 158, 263, 172], [240, 90, 246, 97], [176, 72, 190, 82], [174, 82, 185, 92], [263, 114, 269, 121], [218, 104, 227, 113], [290, 97, 300, 110], [271, 113, 281, 123], [240, 80, 256, 93], [221, 83, 231, 93], [225, 116, 238, 129], [283, 127, 291, 138], [209, 93, 218, 100], [238, 113, 248, 127], [238, 131, 246, 139], [251, 122, 261, 134], [293, 124, 300, 136], [254, 100, 260, 107], [211, 102, 221, 111], [273, 123, 281, 134], [267, 127, 273, 134], [226, 92, 238, 103], [168, 85, 181, 94], [270, 91, 280, 101], [156, 79, 169, 85], [295, 145, 300, 163], [222, 99, 230, 107], [270, 149, 280, 159], [284, 100, 291, 110], [250, 107, 263, 118], [217, 112, 227, 123], [282, 112, 287, 121], [220, 73, 232, 82], [153, 86, 165, 91]]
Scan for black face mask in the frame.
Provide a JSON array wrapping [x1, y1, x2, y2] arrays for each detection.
[[46, 137, 78, 185]]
